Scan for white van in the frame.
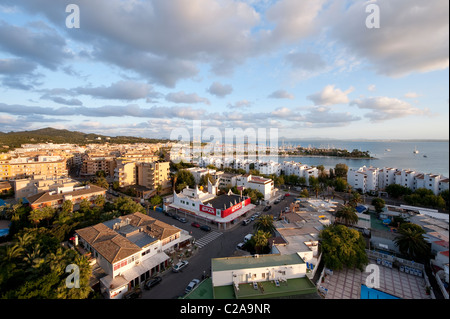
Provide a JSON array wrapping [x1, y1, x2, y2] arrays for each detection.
[[244, 234, 253, 243]]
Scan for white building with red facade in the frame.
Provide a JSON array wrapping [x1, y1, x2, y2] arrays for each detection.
[[166, 180, 255, 230]]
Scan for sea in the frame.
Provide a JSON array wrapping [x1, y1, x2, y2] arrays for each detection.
[[268, 140, 449, 177]]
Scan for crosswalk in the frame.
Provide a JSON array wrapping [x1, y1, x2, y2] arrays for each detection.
[[195, 231, 223, 249]]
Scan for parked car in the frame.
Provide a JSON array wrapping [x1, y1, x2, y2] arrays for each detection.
[[178, 217, 187, 223], [285, 193, 290, 197], [172, 260, 189, 272], [242, 219, 251, 226], [144, 276, 162, 290], [191, 222, 201, 228], [236, 242, 245, 250], [200, 225, 211, 232], [274, 198, 282, 204], [244, 234, 253, 243], [172, 214, 180, 220], [122, 287, 142, 299], [263, 205, 271, 212], [185, 279, 200, 294]]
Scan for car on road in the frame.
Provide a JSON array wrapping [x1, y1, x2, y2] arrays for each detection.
[[178, 217, 187, 223], [285, 193, 290, 197], [263, 205, 271, 212], [144, 276, 162, 290], [250, 214, 257, 221], [191, 222, 201, 228], [122, 287, 142, 299], [236, 242, 245, 250], [172, 214, 180, 220], [242, 219, 251, 226], [172, 260, 189, 272], [274, 198, 282, 204], [185, 279, 200, 294], [200, 225, 211, 232]]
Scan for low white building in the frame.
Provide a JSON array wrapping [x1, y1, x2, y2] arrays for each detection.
[[236, 174, 275, 201], [211, 253, 308, 287], [76, 212, 191, 299]]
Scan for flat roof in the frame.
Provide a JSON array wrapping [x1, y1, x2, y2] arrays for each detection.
[[203, 193, 246, 209], [212, 253, 304, 272]]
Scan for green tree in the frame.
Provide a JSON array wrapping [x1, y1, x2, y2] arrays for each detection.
[[371, 198, 385, 214], [334, 177, 348, 192], [253, 230, 271, 254], [150, 195, 163, 207], [253, 215, 276, 235], [394, 223, 430, 262], [334, 205, 358, 226], [385, 184, 412, 198], [334, 163, 349, 178], [319, 224, 368, 271]]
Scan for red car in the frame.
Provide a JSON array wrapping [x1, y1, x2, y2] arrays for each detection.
[[191, 222, 201, 228], [285, 193, 290, 197]]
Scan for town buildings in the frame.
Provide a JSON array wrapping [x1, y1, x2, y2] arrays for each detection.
[[347, 166, 449, 195], [166, 181, 255, 230], [26, 184, 106, 210], [75, 212, 192, 299]]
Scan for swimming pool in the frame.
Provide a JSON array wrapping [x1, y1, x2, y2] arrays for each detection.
[[360, 285, 400, 299]]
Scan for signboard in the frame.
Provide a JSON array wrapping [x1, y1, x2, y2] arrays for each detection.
[[199, 204, 216, 216]]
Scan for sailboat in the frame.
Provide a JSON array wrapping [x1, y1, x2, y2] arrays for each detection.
[[413, 146, 419, 154]]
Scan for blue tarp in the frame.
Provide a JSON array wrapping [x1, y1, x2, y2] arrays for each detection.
[[356, 205, 368, 213], [0, 199, 6, 206]]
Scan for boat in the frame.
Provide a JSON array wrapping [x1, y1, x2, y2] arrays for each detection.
[[423, 155, 428, 158], [385, 149, 391, 152], [413, 146, 419, 154]]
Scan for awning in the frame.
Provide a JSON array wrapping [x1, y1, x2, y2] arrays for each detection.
[[121, 252, 170, 282]]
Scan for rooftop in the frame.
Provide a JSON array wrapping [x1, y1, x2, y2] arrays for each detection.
[[211, 253, 304, 272]]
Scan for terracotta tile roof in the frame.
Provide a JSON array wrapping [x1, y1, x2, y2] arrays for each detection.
[[76, 223, 141, 264], [76, 212, 180, 264], [27, 184, 106, 205]]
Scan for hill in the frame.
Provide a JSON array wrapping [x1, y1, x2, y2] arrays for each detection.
[[0, 127, 171, 152]]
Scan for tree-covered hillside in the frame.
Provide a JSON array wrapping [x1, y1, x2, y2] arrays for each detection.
[[0, 127, 171, 152]]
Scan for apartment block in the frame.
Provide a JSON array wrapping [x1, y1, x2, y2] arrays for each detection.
[[0, 155, 68, 180], [136, 161, 171, 191]]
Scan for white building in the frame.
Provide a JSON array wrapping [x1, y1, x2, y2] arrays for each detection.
[[348, 166, 448, 195], [236, 174, 275, 201], [76, 212, 191, 299]]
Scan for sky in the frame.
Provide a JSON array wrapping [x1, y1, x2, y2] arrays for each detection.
[[0, 0, 448, 141]]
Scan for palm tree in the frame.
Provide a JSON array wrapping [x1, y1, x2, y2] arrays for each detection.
[[1, 244, 24, 265], [349, 192, 362, 208], [253, 215, 276, 235], [394, 223, 430, 261], [334, 205, 359, 226], [253, 230, 271, 254]]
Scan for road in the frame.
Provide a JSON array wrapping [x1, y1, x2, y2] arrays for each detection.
[[141, 193, 296, 299]]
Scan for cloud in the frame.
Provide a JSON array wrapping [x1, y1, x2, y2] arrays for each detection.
[[0, 20, 71, 70], [350, 97, 430, 122], [75, 80, 160, 101], [325, 0, 449, 77], [165, 91, 210, 105], [207, 82, 233, 98], [307, 85, 355, 106], [268, 89, 294, 99], [0, 58, 37, 75], [227, 100, 252, 109], [404, 92, 421, 99], [285, 51, 326, 71]]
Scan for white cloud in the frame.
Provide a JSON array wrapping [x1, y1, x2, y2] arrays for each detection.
[[325, 0, 449, 77], [307, 85, 355, 106], [207, 82, 233, 98], [350, 96, 430, 122], [268, 89, 294, 100]]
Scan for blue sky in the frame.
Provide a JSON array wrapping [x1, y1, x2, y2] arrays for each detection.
[[0, 0, 448, 140]]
